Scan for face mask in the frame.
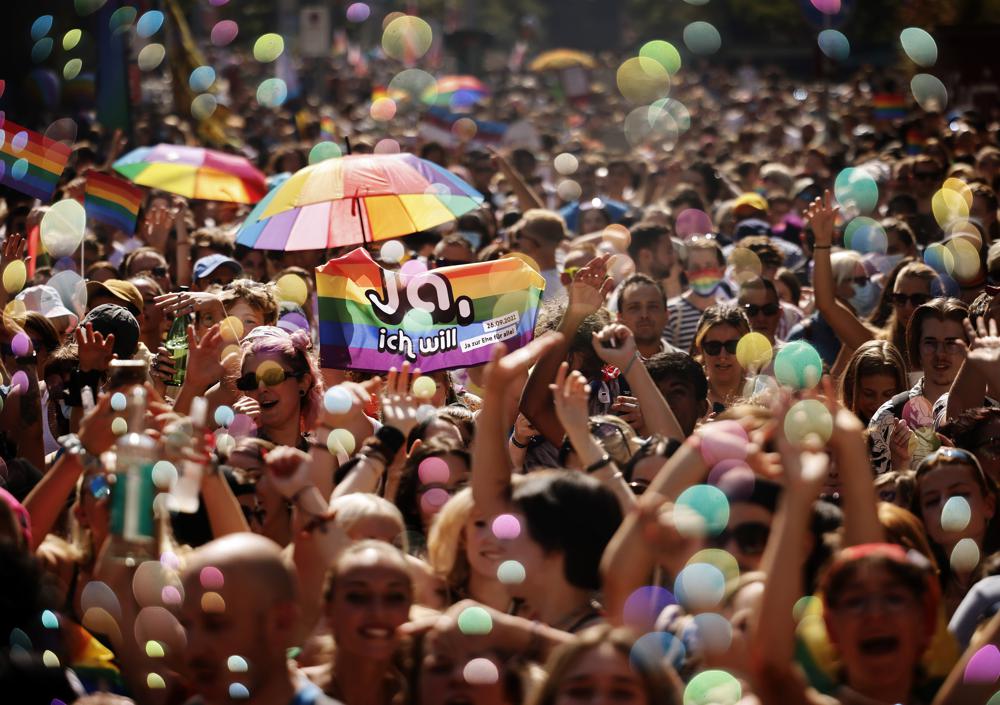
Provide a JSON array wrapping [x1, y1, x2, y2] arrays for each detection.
[[458, 230, 483, 251], [850, 280, 881, 316], [871, 253, 904, 275], [689, 267, 725, 296]]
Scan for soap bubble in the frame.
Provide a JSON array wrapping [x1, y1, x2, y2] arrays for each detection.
[[31, 15, 53, 41], [309, 141, 342, 165], [623, 586, 676, 632], [379, 240, 405, 264], [951, 538, 980, 573], [41, 199, 87, 258], [457, 606, 493, 635], [675, 485, 730, 537], [497, 560, 525, 584], [253, 34, 284, 63], [214, 406, 235, 428], [818, 30, 850, 61], [412, 376, 437, 399], [639, 40, 682, 75], [275, 273, 308, 305], [941, 496, 972, 533], [211, 20, 239, 47], [64, 59, 83, 81], [683, 21, 722, 55], [346, 3, 371, 22], [491, 514, 521, 540], [63, 29, 83, 51], [630, 631, 687, 672], [553, 153, 578, 175], [901, 27, 938, 67], [191, 94, 217, 121], [382, 16, 433, 62], [616, 57, 670, 104], [137, 44, 166, 71], [736, 332, 772, 369], [463, 658, 499, 685], [418, 457, 450, 485], [835, 167, 879, 215], [783, 399, 833, 446], [674, 563, 726, 610], [774, 341, 823, 390], [911, 74, 948, 111], [189, 66, 216, 91], [256, 78, 288, 108], [684, 670, 742, 705]]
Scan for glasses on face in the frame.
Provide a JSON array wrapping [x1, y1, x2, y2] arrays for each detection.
[[235, 367, 305, 392], [924, 446, 978, 465], [701, 339, 740, 356], [741, 302, 780, 317], [919, 338, 963, 355], [434, 258, 473, 268], [710, 521, 770, 555], [834, 591, 914, 617], [891, 292, 931, 308], [151, 266, 168, 278]]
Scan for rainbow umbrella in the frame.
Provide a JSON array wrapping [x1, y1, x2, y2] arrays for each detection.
[[113, 144, 267, 203], [529, 49, 596, 72], [426, 75, 490, 108], [236, 153, 484, 251]]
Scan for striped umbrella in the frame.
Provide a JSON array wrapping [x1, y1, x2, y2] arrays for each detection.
[[113, 144, 267, 203], [426, 75, 490, 108], [236, 153, 484, 251]]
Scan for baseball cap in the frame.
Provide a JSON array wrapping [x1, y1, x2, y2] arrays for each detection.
[[734, 218, 773, 239], [80, 304, 140, 360], [85, 279, 144, 316], [193, 254, 243, 282], [15, 285, 79, 329], [732, 192, 769, 216]]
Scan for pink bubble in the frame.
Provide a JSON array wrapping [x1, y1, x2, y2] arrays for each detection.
[[400, 259, 427, 276], [374, 138, 401, 154], [161, 586, 182, 605], [676, 208, 714, 239], [964, 644, 1000, 683], [420, 488, 451, 515], [903, 397, 934, 429], [11, 331, 32, 357], [199, 566, 224, 590], [623, 586, 676, 632], [228, 413, 257, 438], [707, 460, 756, 501], [418, 457, 450, 484], [10, 370, 29, 394], [810, 0, 841, 13], [210, 20, 239, 47], [699, 421, 749, 466], [346, 2, 370, 22], [160, 551, 180, 570], [491, 514, 521, 539]]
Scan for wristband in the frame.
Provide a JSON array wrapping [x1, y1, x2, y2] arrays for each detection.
[[373, 424, 405, 459], [813, 244, 831, 250], [622, 350, 641, 377], [585, 454, 612, 474], [510, 435, 529, 449]]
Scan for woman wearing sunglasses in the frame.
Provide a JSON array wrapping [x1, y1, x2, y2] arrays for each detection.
[[912, 447, 1000, 616], [691, 304, 751, 415], [235, 326, 323, 449]]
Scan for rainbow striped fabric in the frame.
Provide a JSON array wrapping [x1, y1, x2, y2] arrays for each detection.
[[316, 248, 545, 373], [873, 93, 907, 121], [85, 171, 145, 233], [0, 120, 71, 201]]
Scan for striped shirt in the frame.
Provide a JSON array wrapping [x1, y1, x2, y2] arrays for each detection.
[[666, 296, 708, 353]]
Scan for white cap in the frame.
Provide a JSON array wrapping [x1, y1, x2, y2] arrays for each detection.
[[15, 285, 79, 329]]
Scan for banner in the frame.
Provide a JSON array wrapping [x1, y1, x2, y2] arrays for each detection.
[[316, 248, 545, 373], [84, 172, 144, 234], [0, 120, 71, 201]]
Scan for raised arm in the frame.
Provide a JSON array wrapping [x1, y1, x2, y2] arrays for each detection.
[[551, 361, 636, 512], [805, 190, 877, 351], [592, 323, 685, 440], [946, 317, 1000, 423], [520, 255, 613, 445], [934, 607, 1000, 705], [475, 333, 564, 518], [751, 420, 829, 703], [490, 148, 545, 212]]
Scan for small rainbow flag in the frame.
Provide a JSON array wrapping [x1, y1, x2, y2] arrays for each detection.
[[0, 120, 71, 201], [873, 93, 907, 121], [84, 171, 145, 233], [316, 248, 544, 373]]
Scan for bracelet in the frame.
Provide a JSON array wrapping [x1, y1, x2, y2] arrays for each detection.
[[374, 424, 405, 459], [622, 350, 641, 377], [813, 244, 831, 249], [585, 454, 612, 474], [510, 435, 529, 449]]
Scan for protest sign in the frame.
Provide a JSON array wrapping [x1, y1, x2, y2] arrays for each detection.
[[316, 248, 544, 373]]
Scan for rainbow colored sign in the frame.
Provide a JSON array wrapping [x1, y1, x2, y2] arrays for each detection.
[[0, 120, 71, 201], [316, 248, 545, 373]]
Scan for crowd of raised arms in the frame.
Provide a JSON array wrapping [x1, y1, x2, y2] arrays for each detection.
[[4, 20, 1000, 705]]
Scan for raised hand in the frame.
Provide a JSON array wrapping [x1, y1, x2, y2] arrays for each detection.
[[155, 291, 224, 319], [511, 413, 538, 447], [151, 346, 177, 386], [591, 323, 639, 370], [1, 232, 27, 270], [566, 254, 614, 318], [183, 324, 225, 392], [550, 361, 592, 438], [483, 331, 564, 392], [610, 394, 644, 433], [78, 392, 118, 456], [319, 378, 381, 429], [380, 362, 422, 437], [963, 317, 1000, 370], [232, 396, 261, 421], [804, 189, 837, 249], [75, 322, 116, 372], [775, 403, 830, 499]]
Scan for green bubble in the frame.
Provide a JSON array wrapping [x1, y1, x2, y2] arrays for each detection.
[[684, 669, 741, 705], [309, 141, 343, 164], [818, 29, 850, 61], [773, 340, 823, 390], [676, 485, 730, 536], [145, 640, 165, 658], [191, 94, 218, 121], [639, 40, 682, 75], [457, 606, 493, 635], [63, 59, 83, 81], [402, 308, 433, 333], [256, 78, 288, 108], [901, 27, 937, 67], [844, 217, 887, 254], [253, 33, 284, 63], [835, 167, 879, 214], [41, 610, 59, 629], [63, 29, 83, 51], [783, 399, 833, 445], [31, 38, 54, 63], [109, 7, 137, 35], [911, 73, 948, 112], [683, 21, 721, 56]]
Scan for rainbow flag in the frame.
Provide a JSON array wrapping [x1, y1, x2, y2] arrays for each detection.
[[84, 171, 145, 233], [0, 121, 71, 201], [873, 93, 907, 121], [316, 248, 545, 373], [418, 107, 508, 148]]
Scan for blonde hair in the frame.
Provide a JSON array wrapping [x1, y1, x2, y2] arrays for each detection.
[[218, 279, 279, 325], [830, 250, 863, 285], [328, 493, 408, 552]]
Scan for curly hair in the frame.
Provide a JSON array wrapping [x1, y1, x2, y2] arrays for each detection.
[[219, 278, 280, 325]]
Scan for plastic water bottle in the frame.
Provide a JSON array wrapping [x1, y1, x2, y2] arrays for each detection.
[[169, 396, 208, 513], [108, 387, 158, 566]]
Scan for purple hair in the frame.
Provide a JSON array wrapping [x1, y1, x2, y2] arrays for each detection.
[[240, 326, 324, 430]]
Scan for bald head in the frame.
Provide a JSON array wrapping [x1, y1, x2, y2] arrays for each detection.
[[184, 532, 297, 605]]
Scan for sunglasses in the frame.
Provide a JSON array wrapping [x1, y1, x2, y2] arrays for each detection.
[[235, 368, 305, 392], [151, 266, 168, 278], [741, 302, 780, 317], [710, 521, 771, 555], [434, 258, 473, 268], [701, 339, 740, 356], [890, 292, 931, 308]]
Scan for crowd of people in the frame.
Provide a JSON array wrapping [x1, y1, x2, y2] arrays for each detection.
[[4, 12, 1000, 705]]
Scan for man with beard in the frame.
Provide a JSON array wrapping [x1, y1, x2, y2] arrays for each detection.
[[179, 533, 343, 705], [626, 222, 676, 283], [615, 274, 683, 360]]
